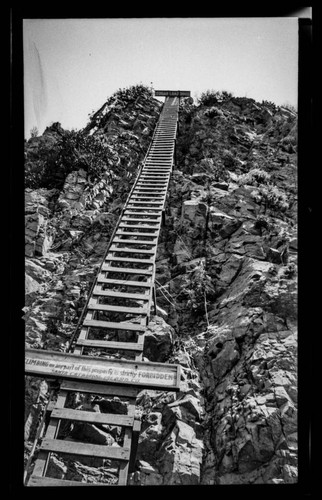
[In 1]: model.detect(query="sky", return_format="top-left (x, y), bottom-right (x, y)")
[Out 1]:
top-left (23, 17), bottom-right (301, 138)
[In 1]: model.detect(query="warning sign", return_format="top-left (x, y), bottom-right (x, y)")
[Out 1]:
top-left (25, 349), bottom-right (181, 391)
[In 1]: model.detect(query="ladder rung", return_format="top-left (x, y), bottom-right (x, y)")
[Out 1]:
top-left (96, 276), bottom-right (151, 287)
top-left (135, 184), bottom-right (167, 188)
top-left (138, 178), bottom-right (168, 182)
top-left (133, 188), bottom-right (166, 192)
top-left (125, 209), bottom-right (163, 214)
top-left (113, 238), bottom-right (157, 245)
top-left (113, 238), bottom-right (157, 247)
top-left (93, 286), bottom-right (149, 300)
top-left (124, 210), bottom-right (162, 216)
top-left (132, 190), bottom-right (166, 194)
top-left (136, 180), bottom-right (167, 183)
top-left (101, 265), bottom-right (153, 275)
top-left (83, 318), bottom-right (146, 330)
top-left (118, 223), bottom-right (160, 230)
top-left (105, 255), bottom-right (153, 263)
top-left (51, 408), bottom-right (135, 426)
top-left (129, 196), bottom-right (165, 200)
top-left (115, 231), bottom-right (158, 238)
top-left (61, 379), bottom-right (140, 396)
top-left (87, 301), bottom-right (148, 314)
top-left (132, 195), bottom-right (165, 199)
top-left (121, 217), bottom-right (161, 223)
top-left (108, 246), bottom-right (155, 255)
top-left (127, 202), bottom-right (163, 206)
top-left (140, 178), bottom-right (169, 182)
top-left (28, 476), bottom-right (109, 487)
top-left (40, 438), bottom-right (130, 460)
top-left (129, 196), bottom-right (165, 201)
top-left (76, 339), bottom-right (144, 352)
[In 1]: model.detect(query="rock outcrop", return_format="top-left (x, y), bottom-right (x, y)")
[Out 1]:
top-left (24, 87), bottom-right (297, 485)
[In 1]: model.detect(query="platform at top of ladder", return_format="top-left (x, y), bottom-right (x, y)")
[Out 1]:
top-left (155, 90), bottom-right (191, 97)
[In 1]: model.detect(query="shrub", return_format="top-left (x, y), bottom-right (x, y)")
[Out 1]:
top-left (222, 150), bottom-right (238, 169)
top-left (204, 106), bottom-right (224, 119)
top-left (261, 100), bottom-right (277, 112)
top-left (198, 90), bottom-right (233, 107)
top-left (186, 262), bottom-right (216, 314)
top-left (254, 215), bottom-right (271, 233)
top-left (30, 126), bottom-right (39, 138)
top-left (238, 168), bottom-right (271, 186)
top-left (106, 84), bottom-right (153, 107)
top-left (250, 184), bottom-right (289, 212)
top-left (25, 130), bottom-right (116, 190)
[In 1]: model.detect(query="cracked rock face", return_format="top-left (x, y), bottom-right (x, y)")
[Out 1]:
top-left (24, 89), bottom-right (297, 485)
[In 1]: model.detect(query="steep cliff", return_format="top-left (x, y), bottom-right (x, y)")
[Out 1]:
top-left (24, 86), bottom-right (297, 485)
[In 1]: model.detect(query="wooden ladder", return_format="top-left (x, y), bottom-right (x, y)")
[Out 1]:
top-left (26, 95), bottom-right (182, 486)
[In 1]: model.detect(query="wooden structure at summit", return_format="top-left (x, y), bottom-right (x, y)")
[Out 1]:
top-left (25, 91), bottom-right (190, 486)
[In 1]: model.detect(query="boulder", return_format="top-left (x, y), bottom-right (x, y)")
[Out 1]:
top-left (143, 316), bottom-right (174, 362)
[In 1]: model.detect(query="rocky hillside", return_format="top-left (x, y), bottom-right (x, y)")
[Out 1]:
top-left (24, 86), bottom-right (298, 485)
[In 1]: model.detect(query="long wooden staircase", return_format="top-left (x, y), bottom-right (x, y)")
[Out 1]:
top-left (25, 91), bottom-right (190, 486)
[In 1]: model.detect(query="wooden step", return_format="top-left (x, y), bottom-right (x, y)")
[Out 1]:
top-left (115, 231), bottom-right (158, 237)
top-left (121, 217), bottom-right (161, 223)
top-left (132, 190), bottom-right (166, 194)
top-left (137, 178), bottom-right (168, 182)
top-left (140, 171), bottom-right (170, 175)
top-left (146, 157), bottom-right (172, 161)
top-left (124, 210), bottom-right (162, 216)
top-left (126, 206), bottom-right (163, 211)
top-left (141, 166), bottom-right (171, 170)
top-left (96, 276), bottom-right (151, 287)
top-left (135, 183), bottom-right (167, 188)
top-left (127, 200), bottom-right (164, 205)
top-left (137, 179), bottom-right (167, 183)
top-left (140, 178), bottom-right (169, 182)
top-left (132, 188), bottom-right (166, 192)
top-left (144, 160), bottom-right (172, 163)
top-left (147, 149), bottom-right (173, 155)
top-left (29, 476), bottom-right (111, 487)
top-left (101, 265), bottom-right (153, 275)
top-left (108, 246), bottom-right (155, 255)
top-left (51, 408), bottom-right (135, 426)
top-left (129, 196), bottom-right (165, 202)
top-left (144, 164), bottom-right (172, 167)
top-left (106, 253), bottom-right (153, 262)
top-left (122, 214), bottom-right (161, 219)
top-left (147, 143), bottom-right (173, 145)
top-left (61, 379), bottom-right (140, 397)
top-left (140, 164), bottom-right (170, 167)
top-left (112, 238), bottom-right (157, 245)
top-left (83, 318), bottom-right (146, 330)
top-left (140, 172), bottom-right (170, 175)
top-left (129, 196), bottom-right (165, 200)
top-left (135, 181), bottom-right (168, 185)
top-left (87, 301), bottom-right (148, 314)
top-left (40, 438), bottom-right (130, 460)
top-left (118, 223), bottom-right (160, 230)
top-left (76, 338), bottom-right (144, 352)
top-left (93, 286), bottom-right (149, 300)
